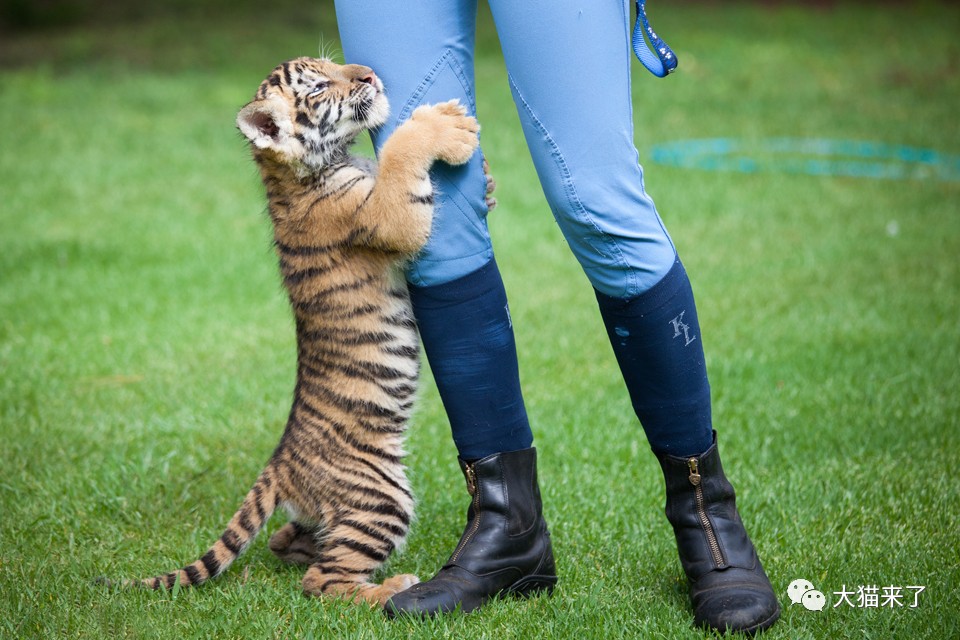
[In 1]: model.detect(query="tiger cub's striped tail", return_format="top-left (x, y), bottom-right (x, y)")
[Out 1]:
top-left (133, 467), bottom-right (280, 590)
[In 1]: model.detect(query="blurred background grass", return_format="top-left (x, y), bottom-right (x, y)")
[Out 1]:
top-left (1, 1), bottom-right (958, 638)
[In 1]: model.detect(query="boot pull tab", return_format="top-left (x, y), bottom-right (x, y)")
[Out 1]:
top-left (687, 458), bottom-right (701, 486)
top-left (464, 464), bottom-right (477, 496)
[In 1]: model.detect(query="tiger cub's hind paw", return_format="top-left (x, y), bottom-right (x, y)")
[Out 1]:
top-left (302, 569), bottom-right (420, 607)
top-left (268, 522), bottom-right (320, 565)
top-left (381, 573), bottom-right (419, 595)
top-left (363, 573), bottom-right (420, 607)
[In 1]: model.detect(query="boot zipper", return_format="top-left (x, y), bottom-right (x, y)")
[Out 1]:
top-left (450, 463), bottom-right (481, 563)
top-left (688, 458), bottom-right (725, 567)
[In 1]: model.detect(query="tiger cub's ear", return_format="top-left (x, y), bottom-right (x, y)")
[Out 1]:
top-left (237, 98), bottom-right (297, 155)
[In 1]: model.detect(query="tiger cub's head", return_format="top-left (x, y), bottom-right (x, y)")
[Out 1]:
top-left (237, 57), bottom-right (388, 174)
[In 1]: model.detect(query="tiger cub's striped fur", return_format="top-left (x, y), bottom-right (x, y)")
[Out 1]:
top-left (126, 58), bottom-right (480, 605)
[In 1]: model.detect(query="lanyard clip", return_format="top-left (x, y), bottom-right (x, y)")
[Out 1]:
top-left (632, 0), bottom-right (678, 78)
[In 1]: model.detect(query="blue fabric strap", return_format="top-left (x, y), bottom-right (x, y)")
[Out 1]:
top-left (632, 0), bottom-right (678, 78)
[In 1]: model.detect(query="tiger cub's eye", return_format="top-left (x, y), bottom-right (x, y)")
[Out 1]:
top-left (307, 82), bottom-right (329, 98)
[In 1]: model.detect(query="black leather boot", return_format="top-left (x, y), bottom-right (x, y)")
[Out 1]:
top-left (385, 447), bottom-right (557, 616)
top-left (657, 433), bottom-right (780, 634)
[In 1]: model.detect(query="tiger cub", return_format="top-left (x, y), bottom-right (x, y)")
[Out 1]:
top-left (124, 58), bottom-right (480, 605)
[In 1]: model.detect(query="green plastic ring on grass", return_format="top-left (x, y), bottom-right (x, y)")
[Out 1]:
top-left (649, 138), bottom-right (960, 181)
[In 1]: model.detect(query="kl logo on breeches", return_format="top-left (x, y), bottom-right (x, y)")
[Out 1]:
top-left (670, 311), bottom-right (697, 346)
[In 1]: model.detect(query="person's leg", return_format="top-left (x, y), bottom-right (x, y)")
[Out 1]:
top-left (334, 0), bottom-right (556, 618)
top-left (488, 0), bottom-right (777, 632)
top-left (334, 0), bottom-right (531, 460)
top-left (485, 0), bottom-right (712, 457)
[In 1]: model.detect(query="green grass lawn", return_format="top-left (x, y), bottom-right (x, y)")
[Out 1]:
top-left (1, 1), bottom-right (958, 638)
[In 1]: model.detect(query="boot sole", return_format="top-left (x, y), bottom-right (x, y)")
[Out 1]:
top-left (702, 605), bottom-right (781, 636)
top-left (741, 606), bottom-right (781, 636)
top-left (385, 574), bottom-right (558, 618)
top-left (506, 574), bottom-right (559, 598)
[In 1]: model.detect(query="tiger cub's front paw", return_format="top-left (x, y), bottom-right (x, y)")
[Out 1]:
top-left (483, 158), bottom-right (497, 211)
top-left (411, 100), bottom-right (480, 166)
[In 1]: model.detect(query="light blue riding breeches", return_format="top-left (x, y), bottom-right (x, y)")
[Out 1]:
top-left (333, 0), bottom-right (677, 299)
